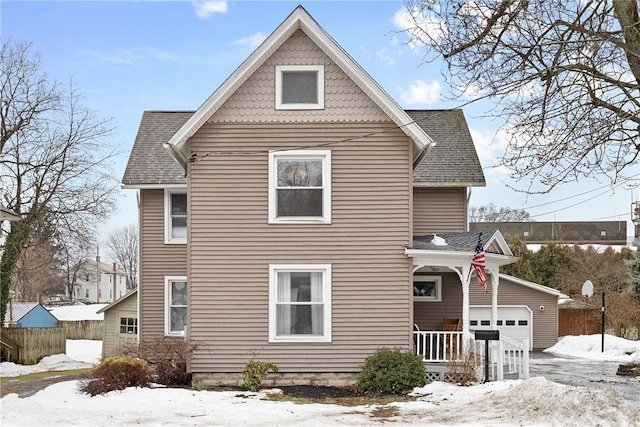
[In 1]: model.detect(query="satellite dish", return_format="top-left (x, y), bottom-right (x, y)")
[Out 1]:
top-left (582, 280), bottom-right (594, 297)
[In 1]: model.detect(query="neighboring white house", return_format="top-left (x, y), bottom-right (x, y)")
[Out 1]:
top-left (72, 260), bottom-right (128, 304)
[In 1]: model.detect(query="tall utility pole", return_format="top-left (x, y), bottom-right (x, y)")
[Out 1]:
top-left (632, 200), bottom-right (639, 240)
top-left (96, 245), bottom-right (100, 303)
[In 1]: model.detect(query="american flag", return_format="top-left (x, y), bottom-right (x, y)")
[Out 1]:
top-left (471, 233), bottom-right (488, 292)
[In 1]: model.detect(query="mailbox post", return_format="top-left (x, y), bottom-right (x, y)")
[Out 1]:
top-left (475, 330), bottom-right (500, 383)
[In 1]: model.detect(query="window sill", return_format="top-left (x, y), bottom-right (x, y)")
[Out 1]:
top-left (269, 336), bottom-right (331, 343)
top-left (164, 239), bottom-right (187, 245)
top-left (269, 218), bottom-right (331, 225)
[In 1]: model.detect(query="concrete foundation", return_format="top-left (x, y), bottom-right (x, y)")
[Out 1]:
top-left (192, 372), bottom-right (358, 389)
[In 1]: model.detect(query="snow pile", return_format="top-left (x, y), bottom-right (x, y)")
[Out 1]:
top-left (1, 377), bottom-right (638, 426)
top-left (402, 377), bottom-right (639, 426)
top-left (0, 340), bottom-right (100, 377)
top-left (48, 304), bottom-right (107, 321)
top-left (2, 336), bottom-right (639, 426)
top-left (545, 335), bottom-right (640, 362)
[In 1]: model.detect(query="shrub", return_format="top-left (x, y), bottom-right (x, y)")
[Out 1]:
top-left (122, 336), bottom-right (199, 386)
top-left (242, 360), bottom-right (279, 391)
top-left (79, 357), bottom-right (151, 396)
top-left (445, 348), bottom-right (479, 386)
top-left (357, 347), bottom-right (426, 394)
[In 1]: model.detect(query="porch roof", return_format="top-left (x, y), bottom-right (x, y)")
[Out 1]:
top-left (405, 230), bottom-right (516, 268)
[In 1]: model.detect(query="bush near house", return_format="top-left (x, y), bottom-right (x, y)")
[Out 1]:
top-left (242, 360), bottom-right (279, 391)
top-left (122, 336), bottom-right (199, 386)
top-left (357, 348), bottom-right (426, 395)
top-left (79, 357), bottom-right (151, 396)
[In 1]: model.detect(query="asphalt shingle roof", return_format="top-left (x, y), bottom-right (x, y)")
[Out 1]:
top-left (412, 229), bottom-right (499, 252)
top-left (122, 109), bottom-right (486, 187)
top-left (408, 109), bottom-right (486, 187)
top-left (121, 111), bottom-right (192, 186)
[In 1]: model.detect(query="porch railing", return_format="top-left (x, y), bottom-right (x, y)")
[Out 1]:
top-left (414, 331), bottom-right (530, 381)
top-left (413, 330), bottom-right (464, 363)
top-left (473, 336), bottom-right (529, 381)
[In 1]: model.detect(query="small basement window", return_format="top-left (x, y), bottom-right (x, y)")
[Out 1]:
top-left (276, 65), bottom-right (324, 110)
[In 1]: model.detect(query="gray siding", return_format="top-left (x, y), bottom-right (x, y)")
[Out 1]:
top-left (413, 187), bottom-right (467, 234)
top-left (469, 277), bottom-right (558, 350)
top-left (139, 189), bottom-right (187, 339)
top-left (188, 122), bottom-right (413, 373)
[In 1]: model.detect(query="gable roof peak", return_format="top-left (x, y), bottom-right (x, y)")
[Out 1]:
top-left (164, 5), bottom-right (433, 168)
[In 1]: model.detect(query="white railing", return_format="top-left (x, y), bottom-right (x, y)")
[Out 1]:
top-left (413, 331), bottom-right (464, 363)
top-left (473, 336), bottom-right (529, 381)
top-left (500, 336), bottom-right (529, 379)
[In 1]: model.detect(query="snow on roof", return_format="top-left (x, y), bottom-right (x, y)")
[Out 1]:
top-left (48, 304), bottom-right (108, 321)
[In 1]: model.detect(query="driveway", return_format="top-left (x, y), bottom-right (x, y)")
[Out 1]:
top-left (529, 351), bottom-right (640, 409)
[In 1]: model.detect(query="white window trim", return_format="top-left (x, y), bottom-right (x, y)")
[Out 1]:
top-left (268, 150), bottom-right (331, 224)
top-left (164, 275), bottom-right (187, 337)
top-left (413, 275), bottom-right (442, 302)
top-left (268, 264), bottom-right (332, 343)
top-left (275, 65), bottom-right (324, 110)
top-left (164, 189), bottom-right (187, 244)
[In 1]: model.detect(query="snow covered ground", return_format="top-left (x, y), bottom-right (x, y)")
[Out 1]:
top-left (1, 335), bottom-right (639, 426)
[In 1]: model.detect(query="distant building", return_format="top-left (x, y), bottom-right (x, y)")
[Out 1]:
top-left (72, 260), bottom-right (128, 304)
top-left (3, 302), bottom-right (58, 328)
top-left (470, 221), bottom-right (627, 246)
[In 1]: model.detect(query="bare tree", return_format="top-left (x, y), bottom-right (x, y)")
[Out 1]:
top-left (0, 40), bottom-right (119, 321)
top-left (58, 235), bottom-right (97, 298)
top-left (469, 203), bottom-right (532, 222)
top-left (401, 0), bottom-right (640, 192)
top-left (105, 224), bottom-right (138, 290)
top-left (13, 236), bottom-right (65, 303)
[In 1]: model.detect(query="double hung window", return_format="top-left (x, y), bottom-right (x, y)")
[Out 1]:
top-left (268, 150), bottom-right (331, 223)
top-left (164, 190), bottom-right (187, 244)
top-left (165, 276), bottom-right (187, 336)
top-left (269, 264), bottom-right (331, 342)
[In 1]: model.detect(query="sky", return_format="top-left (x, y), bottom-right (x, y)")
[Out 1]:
top-left (2, 0), bottom-right (639, 246)
top-left (1, 335), bottom-right (639, 426)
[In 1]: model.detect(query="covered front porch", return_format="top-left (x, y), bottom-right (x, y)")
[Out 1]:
top-left (406, 230), bottom-right (529, 381)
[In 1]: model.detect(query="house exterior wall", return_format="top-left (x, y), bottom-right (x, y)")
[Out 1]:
top-left (469, 276), bottom-right (558, 350)
top-left (413, 187), bottom-right (467, 234)
top-left (211, 30), bottom-right (390, 124)
top-left (139, 189), bottom-right (187, 339)
top-left (413, 272), bottom-right (463, 331)
top-left (187, 120), bottom-right (413, 374)
top-left (102, 293), bottom-right (138, 358)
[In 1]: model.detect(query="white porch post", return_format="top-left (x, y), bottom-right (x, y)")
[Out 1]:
top-left (448, 265), bottom-right (472, 351)
top-left (460, 265), bottom-right (471, 349)
top-left (490, 270), bottom-right (499, 329)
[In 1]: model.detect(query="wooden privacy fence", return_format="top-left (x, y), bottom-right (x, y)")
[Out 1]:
top-left (1, 327), bottom-right (66, 365)
top-left (59, 320), bottom-right (104, 340)
top-left (558, 308), bottom-right (599, 336)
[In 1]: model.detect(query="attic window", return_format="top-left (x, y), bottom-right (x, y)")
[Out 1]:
top-left (276, 65), bottom-right (324, 110)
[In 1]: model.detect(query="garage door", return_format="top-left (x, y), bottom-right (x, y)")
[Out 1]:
top-left (470, 306), bottom-right (532, 350)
